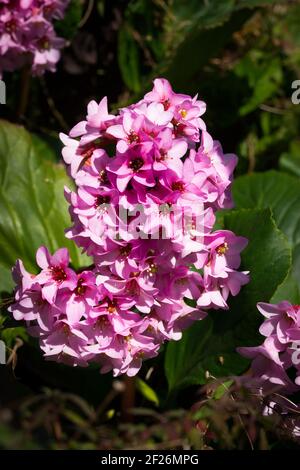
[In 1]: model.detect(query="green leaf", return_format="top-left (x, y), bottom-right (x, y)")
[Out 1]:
top-left (1, 326), bottom-right (28, 348)
top-left (163, 9), bottom-right (251, 92)
top-left (201, 208), bottom-right (291, 379)
top-left (233, 171), bottom-right (300, 303)
top-left (63, 409), bottom-right (88, 428)
top-left (158, 0), bottom-right (284, 93)
top-left (212, 379), bottom-right (233, 400)
top-left (218, 208), bottom-right (291, 340)
top-left (199, 353), bottom-right (249, 383)
top-left (282, 5), bottom-right (300, 47)
top-left (165, 316), bottom-right (213, 393)
top-left (136, 378), bottom-right (159, 406)
top-left (279, 141), bottom-right (300, 178)
top-left (165, 0), bottom-right (236, 34)
top-left (165, 208), bottom-right (291, 393)
top-left (118, 25), bottom-right (141, 93)
top-left (97, 0), bottom-right (105, 17)
top-left (0, 120), bottom-right (89, 293)
top-left (55, 0), bottom-right (83, 39)
top-left (235, 54), bottom-right (283, 115)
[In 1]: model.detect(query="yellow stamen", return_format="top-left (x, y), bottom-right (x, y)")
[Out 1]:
top-left (216, 242), bottom-right (228, 255)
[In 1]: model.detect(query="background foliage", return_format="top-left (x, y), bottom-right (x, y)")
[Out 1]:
top-left (1, 0), bottom-right (300, 449)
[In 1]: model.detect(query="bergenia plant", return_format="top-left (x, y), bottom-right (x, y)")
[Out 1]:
top-left (238, 302), bottom-right (300, 394)
top-left (8, 78), bottom-right (249, 377)
top-left (0, 0), bottom-right (69, 76)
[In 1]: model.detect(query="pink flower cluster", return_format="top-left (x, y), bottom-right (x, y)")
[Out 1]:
top-left (0, 0), bottom-right (69, 76)
top-left (238, 302), bottom-right (300, 394)
top-left (9, 78), bottom-right (249, 376)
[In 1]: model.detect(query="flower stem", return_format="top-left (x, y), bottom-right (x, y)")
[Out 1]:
top-left (17, 66), bottom-right (31, 121)
top-left (121, 376), bottom-right (136, 422)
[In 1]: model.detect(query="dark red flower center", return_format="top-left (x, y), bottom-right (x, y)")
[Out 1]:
top-left (120, 243), bottom-right (132, 257)
top-left (156, 151), bottom-right (167, 162)
top-left (96, 316), bottom-right (109, 328)
top-left (38, 36), bottom-right (50, 51)
top-left (171, 181), bottom-right (185, 192)
top-left (44, 5), bottom-right (54, 15)
top-left (172, 118), bottom-right (185, 136)
top-left (75, 278), bottom-right (87, 296)
top-left (62, 324), bottom-right (70, 336)
top-left (50, 266), bottom-right (67, 283)
top-left (80, 145), bottom-right (95, 161)
top-left (99, 169), bottom-right (109, 184)
top-left (128, 131), bottom-right (140, 144)
top-left (94, 195), bottom-right (111, 207)
top-left (163, 99), bottom-right (170, 110)
top-left (126, 279), bottom-right (140, 295)
top-left (107, 299), bottom-right (117, 313)
top-left (5, 19), bottom-right (17, 34)
top-left (148, 129), bottom-right (159, 139)
top-left (128, 157), bottom-right (144, 172)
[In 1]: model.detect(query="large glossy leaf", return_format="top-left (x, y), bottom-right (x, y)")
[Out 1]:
top-left (279, 141), bottom-right (300, 178)
top-left (233, 171), bottom-right (300, 303)
top-left (163, 10), bottom-right (251, 92)
top-left (219, 208), bottom-right (291, 341)
top-left (165, 316), bottom-right (213, 393)
top-left (0, 120), bottom-right (88, 292)
top-left (165, 208), bottom-right (291, 393)
top-left (118, 25), bottom-right (141, 93)
top-left (165, 0), bottom-right (235, 34)
top-left (160, 0), bottom-right (283, 92)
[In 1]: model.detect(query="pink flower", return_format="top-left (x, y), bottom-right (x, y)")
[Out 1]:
top-left (88, 296), bottom-right (142, 336)
top-left (98, 269), bottom-right (159, 314)
top-left (193, 131), bottom-right (238, 209)
top-left (107, 143), bottom-right (155, 192)
top-left (31, 34), bottom-right (65, 75)
top-left (0, 1), bottom-right (69, 76)
top-left (9, 78), bottom-right (249, 377)
top-left (194, 231), bottom-right (249, 310)
top-left (62, 271), bottom-right (99, 324)
top-left (39, 319), bottom-right (91, 367)
top-left (144, 78), bottom-right (206, 117)
top-left (201, 230), bottom-right (248, 277)
top-left (160, 157), bottom-right (213, 207)
top-left (12, 259), bottom-right (35, 300)
top-left (152, 128), bottom-right (187, 176)
top-left (142, 102), bottom-right (173, 126)
top-left (65, 186), bottom-right (119, 246)
top-left (106, 112), bottom-right (144, 153)
top-left (9, 284), bottom-right (56, 324)
top-left (238, 302), bottom-right (300, 393)
top-left (20, 0), bottom-right (34, 8)
top-left (35, 246), bottom-right (77, 303)
top-left (143, 78), bottom-right (176, 108)
top-left (69, 97), bottom-right (115, 146)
